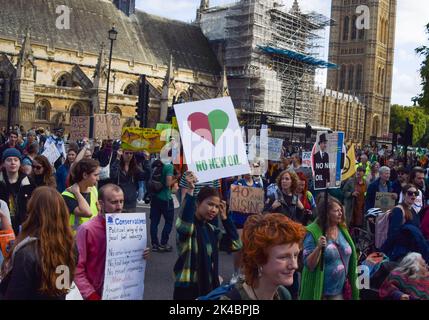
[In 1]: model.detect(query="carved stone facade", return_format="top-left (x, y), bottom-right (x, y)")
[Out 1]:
top-left (327, 0), bottom-right (397, 143)
top-left (0, 0), bottom-right (222, 133)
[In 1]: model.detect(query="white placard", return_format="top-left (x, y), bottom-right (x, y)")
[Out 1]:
top-left (248, 136), bottom-right (283, 161)
top-left (302, 152), bottom-right (312, 168)
top-left (102, 212), bottom-right (147, 300)
top-left (42, 142), bottom-right (61, 166)
top-left (174, 97), bottom-right (250, 183)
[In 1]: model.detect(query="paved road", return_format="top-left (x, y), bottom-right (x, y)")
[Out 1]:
top-left (139, 204), bottom-right (235, 300)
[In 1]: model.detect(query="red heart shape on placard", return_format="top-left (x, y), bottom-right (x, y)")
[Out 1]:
top-left (187, 112), bottom-right (214, 145)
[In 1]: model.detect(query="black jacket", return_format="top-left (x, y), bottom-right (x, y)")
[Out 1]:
top-left (0, 170), bottom-right (36, 234)
top-left (0, 238), bottom-right (65, 300)
top-left (264, 189), bottom-right (306, 224)
top-left (110, 159), bottom-right (147, 210)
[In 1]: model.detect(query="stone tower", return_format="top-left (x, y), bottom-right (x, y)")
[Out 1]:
top-left (327, 0), bottom-right (397, 142)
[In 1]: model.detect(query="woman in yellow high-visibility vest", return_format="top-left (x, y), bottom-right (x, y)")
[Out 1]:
top-left (62, 158), bottom-right (100, 232)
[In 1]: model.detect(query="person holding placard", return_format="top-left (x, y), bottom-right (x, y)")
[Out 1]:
top-left (365, 166), bottom-right (397, 213)
top-left (173, 172), bottom-right (242, 300)
top-left (0, 187), bottom-right (75, 300)
top-left (43, 128), bottom-right (66, 170)
top-left (62, 159), bottom-right (100, 232)
top-left (0, 148), bottom-right (36, 234)
top-left (75, 184), bottom-right (150, 300)
top-left (229, 167), bottom-right (264, 284)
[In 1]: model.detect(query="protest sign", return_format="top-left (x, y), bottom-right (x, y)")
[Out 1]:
top-left (0, 229), bottom-right (15, 260)
top-left (69, 116), bottom-right (90, 141)
top-left (229, 185), bottom-right (265, 214)
top-left (302, 152), bottom-right (312, 168)
top-left (107, 113), bottom-right (122, 140)
top-left (103, 212), bottom-right (147, 300)
top-left (311, 131), bottom-right (345, 190)
top-left (94, 114), bottom-right (122, 140)
top-left (42, 142), bottom-right (61, 166)
top-left (174, 97), bottom-right (250, 183)
top-left (342, 144), bottom-right (357, 181)
top-left (247, 136), bottom-right (283, 161)
top-left (121, 127), bottom-right (166, 153)
top-left (375, 192), bottom-right (396, 213)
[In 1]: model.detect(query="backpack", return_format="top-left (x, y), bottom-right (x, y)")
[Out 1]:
top-left (375, 206), bottom-right (406, 249)
top-left (147, 160), bottom-right (164, 194)
top-left (197, 283), bottom-right (241, 300)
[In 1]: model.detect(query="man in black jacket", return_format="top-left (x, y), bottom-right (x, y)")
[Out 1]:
top-left (313, 133), bottom-right (330, 189)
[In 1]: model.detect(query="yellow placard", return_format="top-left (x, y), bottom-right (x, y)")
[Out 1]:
top-left (121, 127), bottom-right (166, 153)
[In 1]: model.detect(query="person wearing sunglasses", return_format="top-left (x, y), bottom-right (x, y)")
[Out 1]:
top-left (381, 184), bottom-right (429, 263)
top-left (30, 155), bottom-right (56, 188)
top-left (110, 149), bottom-right (146, 213)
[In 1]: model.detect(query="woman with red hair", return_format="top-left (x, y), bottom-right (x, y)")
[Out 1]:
top-left (220, 214), bottom-right (306, 300)
top-left (296, 172), bottom-right (316, 226)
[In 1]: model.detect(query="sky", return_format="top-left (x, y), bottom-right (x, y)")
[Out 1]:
top-left (136, 0), bottom-right (429, 107)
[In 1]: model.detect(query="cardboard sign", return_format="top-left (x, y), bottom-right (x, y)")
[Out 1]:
top-left (94, 114), bottom-right (122, 140)
top-left (69, 116), bottom-right (90, 141)
top-left (248, 136), bottom-right (283, 161)
top-left (375, 192), bottom-right (396, 213)
top-left (302, 152), bottom-right (312, 168)
top-left (42, 142), bottom-right (61, 166)
top-left (121, 127), bottom-right (166, 153)
top-left (174, 97), bottom-right (250, 183)
top-left (311, 131), bottom-right (345, 190)
top-left (103, 213), bottom-right (147, 300)
top-left (229, 185), bottom-right (265, 214)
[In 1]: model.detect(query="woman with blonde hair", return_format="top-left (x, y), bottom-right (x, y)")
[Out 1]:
top-left (0, 186), bottom-right (75, 299)
top-left (263, 170), bottom-right (306, 224)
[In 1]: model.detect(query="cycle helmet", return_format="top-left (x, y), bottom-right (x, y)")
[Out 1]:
top-left (366, 208), bottom-right (383, 218)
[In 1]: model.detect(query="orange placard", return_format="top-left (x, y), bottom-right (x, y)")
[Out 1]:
top-left (0, 229), bottom-right (15, 259)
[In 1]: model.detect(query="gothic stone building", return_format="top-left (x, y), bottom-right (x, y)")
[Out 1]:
top-left (325, 0), bottom-right (396, 143)
top-left (0, 0), bottom-right (225, 132)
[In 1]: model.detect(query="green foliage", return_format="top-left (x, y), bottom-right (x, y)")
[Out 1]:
top-left (390, 104), bottom-right (428, 146)
top-left (415, 23), bottom-right (429, 110)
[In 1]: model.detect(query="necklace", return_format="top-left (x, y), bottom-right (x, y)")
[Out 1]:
top-left (251, 286), bottom-right (259, 300)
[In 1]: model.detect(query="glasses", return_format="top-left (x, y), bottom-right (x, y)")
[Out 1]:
top-left (124, 152), bottom-right (134, 156)
top-left (32, 165), bottom-right (43, 170)
top-left (406, 191), bottom-right (419, 197)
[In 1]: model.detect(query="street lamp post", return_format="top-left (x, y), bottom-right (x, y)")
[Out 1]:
top-left (290, 79), bottom-right (299, 144)
top-left (104, 25), bottom-right (118, 114)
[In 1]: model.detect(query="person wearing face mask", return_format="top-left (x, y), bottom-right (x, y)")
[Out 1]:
top-left (74, 184), bottom-right (150, 300)
top-left (0, 148), bottom-right (36, 234)
top-left (173, 172), bottom-right (242, 300)
top-left (219, 214), bottom-right (306, 300)
top-left (300, 196), bottom-right (359, 300)
top-left (381, 184), bottom-right (429, 263)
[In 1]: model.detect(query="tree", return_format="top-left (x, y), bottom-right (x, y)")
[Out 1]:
top-left (390, 104), bottom-right (428, 145)
top-left (415, 23), bottom-right (429, 110)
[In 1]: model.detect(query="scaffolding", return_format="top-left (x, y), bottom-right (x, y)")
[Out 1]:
top-left (222, 0), bottom-right (335, 130)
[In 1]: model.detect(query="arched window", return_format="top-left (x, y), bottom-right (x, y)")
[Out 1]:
top-left (355, 64), bottom-right (363, 91)
top-left (36, 100), bottom-right (50, 121)
top-left (343, 16), bottom-right (350, 41)
top-left (377, 67), bottom-right (382, 93)
top-left (381, 68), bottom-right (385, 94)
top-left (124, 83), bottom-right (137, 96)
top-left (351, 16), bottom-right (357, 40)
top-left (339, 65), bottom-right (346, 91)
top-left (372, 117), bottom-right (380, 137)
top-left (70, 103), bottom-right (83, 117)
top-left (56, 73), bottom-right (72, 87)
top-left (0, 73), bottom-right (5, 105)
top-left (384, 20), bottom-right (389, 44)
top-left (348, 65), bottom-right (354, 91)
top-left (111, 106), bottom-right (122, 117)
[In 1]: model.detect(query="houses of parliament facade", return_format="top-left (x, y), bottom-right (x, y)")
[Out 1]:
top-left (0, 0), bottom-right (396, 145)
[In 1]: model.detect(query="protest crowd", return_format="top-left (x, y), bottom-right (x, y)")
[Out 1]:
top-left (0, 112), bottom-right (428, 302)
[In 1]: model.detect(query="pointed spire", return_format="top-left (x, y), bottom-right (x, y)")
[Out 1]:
top-left (290, 0), bottom-right (301, 15)
top-left (19, 28), bottom-right (34, 64)
top-left (200, 0), bottom-right (209, 11)
top-left (94, 42), bottom-right (107, 79)
top-left (165, 54), bottom-right (175, 87)
top-left (219, 65), bottom-right (229, 97)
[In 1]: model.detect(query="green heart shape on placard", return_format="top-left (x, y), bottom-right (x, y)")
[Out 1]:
top-left (208, 110), bottom-right (229, 145)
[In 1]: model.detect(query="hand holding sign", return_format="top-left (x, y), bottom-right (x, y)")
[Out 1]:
top-left (219, 200), bottom-right (227, 221)
top-left (185, 171), bottom-right (198, 190)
